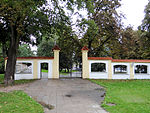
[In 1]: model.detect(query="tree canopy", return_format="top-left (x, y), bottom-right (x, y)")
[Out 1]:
top-left (2, 0), bottom-right (150, 85)
top-left (17, 44), bottom-right (34, 57)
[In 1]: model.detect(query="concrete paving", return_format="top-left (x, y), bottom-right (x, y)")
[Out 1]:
top-left (41, 72), bottom-right (48, 79)
top-left (24, 78), bottom-right (108, 113)
top-left (59, 72), bottom-right (82, 78)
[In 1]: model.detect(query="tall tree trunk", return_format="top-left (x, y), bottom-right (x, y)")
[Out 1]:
top-left (1, 42), bottom-right (7, 74)
top-left (4, 25), bottom-right (19, 85)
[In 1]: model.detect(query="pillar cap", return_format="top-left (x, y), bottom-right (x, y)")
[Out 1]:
top-left (81, 46), bottom-right (89, 51)
top-left (52, 45), bottom-right (61, 51)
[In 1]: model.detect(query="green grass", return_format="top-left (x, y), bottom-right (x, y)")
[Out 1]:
top-left (41, 69), bottom-right (48, 73)
top-left (59, 70), bottom-right (78, 75)
top-left (0, 91), bottom-right (43, 113)
top-left (41, 69), bottom-right (78, 75)
top-left (0, 74), bottom-right (36, 86)
top-left (90, 79), bottom-right (150, 113)
top-left (0, 74), bottom-right (4, 84)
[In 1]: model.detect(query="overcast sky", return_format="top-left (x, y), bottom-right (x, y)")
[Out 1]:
top-left (118, 0), bottom-right (149, 29)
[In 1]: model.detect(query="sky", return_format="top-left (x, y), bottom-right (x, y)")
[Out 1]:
top-left (118, 0), bottom-right (149, 29)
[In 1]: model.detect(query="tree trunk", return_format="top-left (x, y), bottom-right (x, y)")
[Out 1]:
top-left (4, 25), bottom-right (19, 85)
top-left (1, 41), bottom-right (7, 74)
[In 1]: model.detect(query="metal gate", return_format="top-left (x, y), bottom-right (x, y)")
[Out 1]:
top-left (59, 55), bottom-right (82, 78)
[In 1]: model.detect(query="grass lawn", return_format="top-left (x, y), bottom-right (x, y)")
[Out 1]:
top-left (0, 74), bottom-right (4, 84)
top-left (41, 69), bottom-right (78, 75)
top-left (59, 70), bottom-right (78, 75)
top-left (90, 79), bottom-right (150, 113)
top-left (0, 91), bottom-right (43, 113)
top-left (41, 69), bottom-right (48, 73)
top-left (0, 74), bottom-right (36, 86)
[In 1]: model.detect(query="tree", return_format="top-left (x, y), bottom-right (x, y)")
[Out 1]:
top-left (58, 25), bottom-right (76, 72)
top-left (109, 27), bottom-right (142, 59)
top-left (17, 44), bottom-right (34, 57)
top-left (141, 1), bottom-right (150, 59)
top-left (80, 0), bottom-right (122, 57)
top-left (0, 0), bottom-right (49, 85)
top-left (37, 38), bottom-right (54, 57)
top-left (0, 0), bottom-right (94, 85)
top-left (0, 44), bottom-right (4, 74)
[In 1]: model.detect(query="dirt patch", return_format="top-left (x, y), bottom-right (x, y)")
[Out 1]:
top-left (65, 94), bottom-right (72, 97)
top-left (95, 88), bottom-right (105, 91)
top-left (38, 101), bottom-right (54, 110)
top-left (0, 84), bottom-right (29, 92)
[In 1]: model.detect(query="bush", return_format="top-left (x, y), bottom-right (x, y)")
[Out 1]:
top-left (0, 57), bottom-right (4, 74)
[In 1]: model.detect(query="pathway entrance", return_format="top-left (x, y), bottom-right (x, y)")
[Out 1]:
top-left (24, 79), bottom-right (107, 113)
top-left (59, 54), bottom-right (82, 78)
top-left (59, 68), bottom-right (82, 78)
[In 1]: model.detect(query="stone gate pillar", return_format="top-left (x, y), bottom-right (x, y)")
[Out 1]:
top-left (82, 46), bottom-right (89, 79)
top-left (52, 45), bottom-right (60, 79)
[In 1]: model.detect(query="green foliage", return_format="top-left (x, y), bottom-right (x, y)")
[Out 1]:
top-left (17, 44), bottom-right (34, 57)
top-left (58, 25), bottom-right (79, 71)
top-left (0, 74), bottom-right (4, 84)
top-left (142, 1), bottom-right (150, 32)
top-left (37, 39), bottom-right (54, 57)
top-left (90, 79), bottom-right (150, 113)
top-left (0, 57), bottom-right (4, 74)
top-left (0, 91), bottom-right (43, 113)
top-left (0, 0), bottom-right (46, 38)
top-left (109, 27), bottom-right (143, 59)
top-left (41, 69), bottom-right (48, 73)
top-left (80, 0), bottom-right (122, 57)
top-left (139, 1), bottom-right (150, 59)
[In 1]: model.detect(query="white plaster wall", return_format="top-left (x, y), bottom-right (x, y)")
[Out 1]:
top-left (38, 60), bottom-right (53, 79)
top-left (134, 63), bottom-right (150, 79)
top-left (15, 74), bottom-right (34, 80)
top-left (15, 60), bottom-right (34, 80)
top-left (112, 63), bottom-right (130, 79)
top-left (89, 60), bottom-right (108, 79)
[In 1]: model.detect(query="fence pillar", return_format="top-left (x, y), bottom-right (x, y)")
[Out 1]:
top-left (82, 46), bottom-right (89, 79)
top-left (52, 45), bottom-right (60, 79)
top-left (108, 60), bottom-right (112, 79)
top-left (130, 62), bottom-right (134, 79)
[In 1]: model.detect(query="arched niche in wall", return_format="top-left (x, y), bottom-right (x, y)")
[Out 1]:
top-left (135, 65), bottom-right (148, 74)
top-left (113, 65), bottom-right (127, 74)
top-left (91, 63), bottom-right (106, 72)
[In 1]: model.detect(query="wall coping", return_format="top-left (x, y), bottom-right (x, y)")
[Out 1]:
top-left (81, 46), bottom-right (89, 50)
top-left (5, 57), bottom-right (54, 60)
top-left (52, 45), bottom-right (61, 50)
top-left (88, 57), bottom-right (150, 63)
top-left (88, 57), bottom-right (112, 60)
top-left (112, 59), bottom-right (150, 63)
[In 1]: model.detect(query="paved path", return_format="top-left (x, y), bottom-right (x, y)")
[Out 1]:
top-left (41, 72), bottom-right (48, 79)
top-left (59, 72), bottom-right (82, 78)
top-left (24, 78), bottom-right (107, 113)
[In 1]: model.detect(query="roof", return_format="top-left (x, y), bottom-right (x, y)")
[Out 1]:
top-left (88, 57), bottom-right (150, 63)
top-left (81, 46), bottom-right (89, 50)
top-left (52, 45), bottom-right (61, 50)
top-left (88, 57), bottom-right (112, 60)
top-left (5, 57), bottom-right (54, 60)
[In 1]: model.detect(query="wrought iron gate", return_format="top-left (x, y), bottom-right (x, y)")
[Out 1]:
top-left (59, 55), bottom-right (82, 78)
